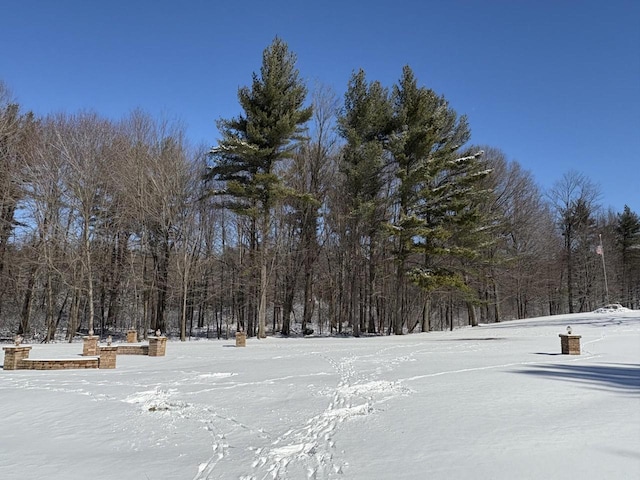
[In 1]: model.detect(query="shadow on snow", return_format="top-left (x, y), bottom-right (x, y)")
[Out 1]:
top-left (518, 363), bottom-right (640, 394)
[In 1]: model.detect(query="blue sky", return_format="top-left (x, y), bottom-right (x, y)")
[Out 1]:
top-left (2, 0), bottom-right (638, 214)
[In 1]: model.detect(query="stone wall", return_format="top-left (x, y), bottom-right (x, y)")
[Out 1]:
top-left (117, 344), bottom-right (149, 355)
top-left (3, 344), bottom-right (116, 370)
top-left (20, 358), bottom-right (99, 370)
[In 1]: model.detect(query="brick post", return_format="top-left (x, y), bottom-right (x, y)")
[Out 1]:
top-left (98, 346), bottom-right (118, 369)
top-left (559, 334), bottom-right (581, 355)
top-left (126, 330), bottom-right (138, 343)
top-left (235, 332), bottom-right (246, 347)
top-left (82, 336), bottom-right (100, 356)
top-left (2, 345), bottom-right (32, 370)
top-left (148, 336), bottom-right (167, 356)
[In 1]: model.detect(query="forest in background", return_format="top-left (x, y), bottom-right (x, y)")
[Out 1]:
top-left (1, 39), bottom-right (639, 342)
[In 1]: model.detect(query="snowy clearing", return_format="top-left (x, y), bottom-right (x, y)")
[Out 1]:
top-left (1, 311), bottom-right (639, 479)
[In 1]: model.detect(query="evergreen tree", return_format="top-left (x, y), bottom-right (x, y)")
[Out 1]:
top-left (387, 66), bottom-right (489, 333)
top-left (336, 69), bottom-right (393, 335)
top-left (206, 38), bottom-right (312, 338)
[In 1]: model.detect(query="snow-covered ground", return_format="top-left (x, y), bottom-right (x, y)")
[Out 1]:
top-left (1, 311), bottom-right (639, 480)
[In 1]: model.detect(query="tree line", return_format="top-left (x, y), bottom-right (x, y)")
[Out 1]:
top-left (1, 39), bottom-right (638, 341)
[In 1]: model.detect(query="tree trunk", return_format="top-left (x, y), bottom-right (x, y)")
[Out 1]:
top-left (566, 231), bottom-right (574, 313)
top-left (45, 270), bottom-right (56, 342)
top-left (467, 302), bottom-right (478, 327)
top-left (180, 274), bottom-right (188, 341)
top-left (258, 261), bottom-right (267, 338)
top-left (154, 238), bottom-right (170, 334)
top-left (492, 276), bottom-right (501, 322)
top-left (394, 261), bottom-right (405, 335)
top-left (421, 298), bottom-right (431, 332)
top-left (18, 263), bottom-right (38, 336)
top-left (67, 288), bottom-right (80, 342)
top-left (302, 267), bottom-right (314, 333)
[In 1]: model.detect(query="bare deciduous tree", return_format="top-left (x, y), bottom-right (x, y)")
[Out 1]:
top-left (549, 170), bottom-right (601, 313)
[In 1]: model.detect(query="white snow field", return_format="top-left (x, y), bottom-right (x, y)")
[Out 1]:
top-left (1, 311), bottom-right (639, 480)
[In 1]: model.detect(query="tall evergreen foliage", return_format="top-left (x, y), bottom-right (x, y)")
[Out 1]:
top-left (334, 70), bottom-right (392, 335)
top-left (336, 66), bottom-right (491, 334)
top-left (205, 38), bottom-right (312, 337)
top-left (387, 67), bottom-right (489, 332)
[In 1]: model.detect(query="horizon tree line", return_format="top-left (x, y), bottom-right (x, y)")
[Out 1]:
top-left (0, 39), bottom-right (638, 341)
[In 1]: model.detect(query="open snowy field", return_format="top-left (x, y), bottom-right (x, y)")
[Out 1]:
top-left (1, 311), bottom-right (639, 480)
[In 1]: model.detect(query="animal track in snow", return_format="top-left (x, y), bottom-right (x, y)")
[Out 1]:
top-left (245, 353), bottom-right (408, 479)
top-left (192, 433), bottom-right (229, 480)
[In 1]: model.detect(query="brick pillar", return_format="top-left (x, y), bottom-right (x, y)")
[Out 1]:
top-left (235, 332), bottom-right (246, 347)
top-left (98, 346), bottom-right (118, 369)
top-left (83, 336), bottom-right (99, 356)
top-left (148, 336), bottom-right (167, 356)
top-left (126, 330), bottom-right (138, 343)
top-left (559, 334), bottom-right (581, 355)
top-left (3, 346), bottom-right (32, 370)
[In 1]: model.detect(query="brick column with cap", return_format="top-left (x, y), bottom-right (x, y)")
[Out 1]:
top-left (82, 336), bottom-right (99, 356)
top-left (148, 336), bottom-right (167, 356)
top-left (559, 334), bottom-right (581, 355)
top-left (98, 346), bottom-right (118, 369)
top-left (3, 345), bottom-right (32, 370)
top-left (126, 330), bottom-right (138, 343)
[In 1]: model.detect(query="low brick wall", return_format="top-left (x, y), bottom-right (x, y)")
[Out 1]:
top-left (20, 358), bottom-right (99, 370)
top-left (4, 343), bottom-right (116, 371)
top-left (117, 344), bottom-right (149, 355)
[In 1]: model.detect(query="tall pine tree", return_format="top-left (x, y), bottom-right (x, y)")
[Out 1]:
top-left (206, 38), bottom-right (312, 337)
top-left (336, 69), bottom-right (393, 335)
top-left (387, 66), bottom-right (489, 333)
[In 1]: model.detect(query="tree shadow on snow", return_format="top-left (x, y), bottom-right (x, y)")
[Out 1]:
top-left (491, 316), bottom-right (639, 331)
top-left (518, 363), bottom-right (640, 395)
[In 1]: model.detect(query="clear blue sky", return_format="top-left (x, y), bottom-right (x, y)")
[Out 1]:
top-left (2, 0), bottom-right (638, 214)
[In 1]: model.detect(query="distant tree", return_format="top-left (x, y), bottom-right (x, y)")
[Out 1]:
top-left (616, 205), bottom-right (640, 307)
top-left (174, 158), bottom-right (204, 341)
top-left (0, 82), bottom-right (37, 318)
top-left (55, 112), bottom-right (118, 338)
top-left (548, 171), bottom-right (600, 313)
top-left (118, 111), bottom-right (192, 336)
top-left (206, 38), bottom-right (312, 338)
top-left (475, 147), bottom-right (553, 321)
top-left (21, 115), bottom-right (69, 341)
top-left (279, 84), bottom-right (338, 335)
